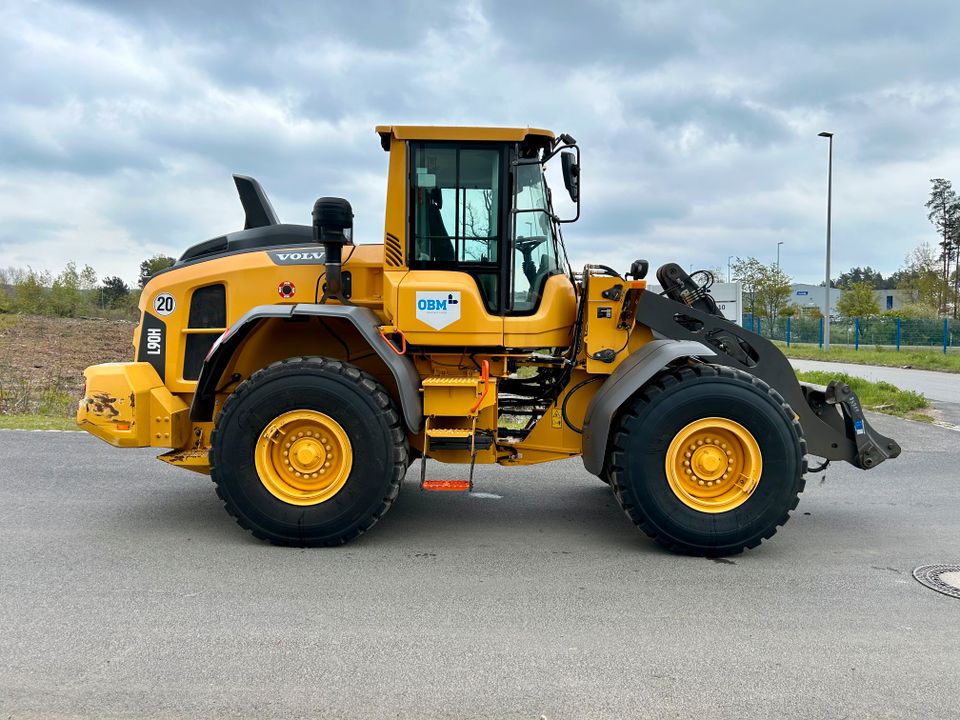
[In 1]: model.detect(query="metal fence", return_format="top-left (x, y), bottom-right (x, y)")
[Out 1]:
top-left (741, 315), bottom-right (959, 353)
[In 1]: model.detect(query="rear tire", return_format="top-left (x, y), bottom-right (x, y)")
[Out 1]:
top-left (608, 364), bottom-right (806, 556)
top-left (210, 356), bottom-right (408, 546)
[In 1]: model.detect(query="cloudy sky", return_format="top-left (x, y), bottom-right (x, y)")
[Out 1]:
top-left (2, 0), bottom-right (959, 286)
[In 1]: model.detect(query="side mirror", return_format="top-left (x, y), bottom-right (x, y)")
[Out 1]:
top-left (561, 150), bottom-right (579, 203)
top-left (628, 259), bottom-right (649, 280)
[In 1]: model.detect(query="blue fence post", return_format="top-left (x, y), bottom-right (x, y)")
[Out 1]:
top-left (757, 317), bottom-right (762, 336)
top-left (895, 318), bottom-right (901, 351)
top-left (819, 316), bottom-right (824, 349)
top-left (787, 316), bottom-right (792, 347)
top-left (945, 318), bottom-right (950, 354)
top-left (854, 318), bottom-right (860, 351)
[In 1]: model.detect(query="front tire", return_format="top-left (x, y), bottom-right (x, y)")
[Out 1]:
top-left (210, 356), bottom-right (408, 546)
top-left (608, 364), bottom-right (806, 556)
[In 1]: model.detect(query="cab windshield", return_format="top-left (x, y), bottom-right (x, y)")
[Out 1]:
top-left (512, 162), bottom-right (561, 312)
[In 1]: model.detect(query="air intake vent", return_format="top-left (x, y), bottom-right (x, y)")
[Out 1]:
top-left (384, 233), bottom-right (403, 267)
top-left (184, 283), bottom-right (226, 381)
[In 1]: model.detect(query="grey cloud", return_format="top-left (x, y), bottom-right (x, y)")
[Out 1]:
top-left (1, 0), bottom-right (960, 285)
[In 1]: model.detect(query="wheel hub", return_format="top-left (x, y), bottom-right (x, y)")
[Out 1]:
top-left (255, 410), bottom-right (353, 506)
top-left (665, 418), bottom-right (762, 513)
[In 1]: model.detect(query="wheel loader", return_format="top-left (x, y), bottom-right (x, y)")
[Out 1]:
top-left (77, 125), bottom-right (901, 555)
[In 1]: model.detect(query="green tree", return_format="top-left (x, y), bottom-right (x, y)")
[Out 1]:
top-left (11, 267), bottom-right (52, 314)
top-left (925, 178), bottom-right (960, 315)
top-left (730, 257), bottom-right (765, 319)
top-left (101, 276), bottom-right (130, 308)
top-left (755, 264), bottom-right (792, 324)
top-left (0, 267), bottom-right (10, 312)
top-left (895, 242), bottom-right (943, 313)
top-left (731, 257), bottom-right (791, 324)
top-left (47, 262), bottom-right (98, 316)
top-left (836, 281), bottom-right (880, 318)
top-left (835, 266), bottom-right (887, 290)
top-left (139, 255), bottom-right (175, 287)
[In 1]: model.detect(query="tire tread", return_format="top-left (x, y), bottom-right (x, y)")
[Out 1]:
top-left (607, 363), bottom-right (806, 556)
top-left (209, 356), bottom-right (408, 547)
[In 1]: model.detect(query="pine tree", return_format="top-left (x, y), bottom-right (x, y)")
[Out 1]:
top-left (925, 178), bottom-right (960, 315)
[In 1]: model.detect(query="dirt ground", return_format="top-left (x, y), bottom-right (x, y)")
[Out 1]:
top-left (0, 314), bottom-right (135, 416)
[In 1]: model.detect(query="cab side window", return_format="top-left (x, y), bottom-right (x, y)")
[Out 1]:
top-left (511, 162), bottom-right (561, 313)
top-left (410, 143), bottom-right (501, 312)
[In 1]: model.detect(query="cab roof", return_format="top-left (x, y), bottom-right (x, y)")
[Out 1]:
top-left (375, 125), bottom-right (555, 151)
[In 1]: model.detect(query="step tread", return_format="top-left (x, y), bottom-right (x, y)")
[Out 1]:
top-left (422, 376), bottom-right (482, 387)
top-left (422, 479), bottom-right (471, 492)
top-left (425, 428), bottom-right (474, 437)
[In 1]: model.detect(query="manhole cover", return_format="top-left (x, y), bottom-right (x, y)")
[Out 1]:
top-left (913, 564), bottom-right (960, 599)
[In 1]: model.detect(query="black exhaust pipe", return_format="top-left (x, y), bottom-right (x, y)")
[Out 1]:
top-left (312, 197), bottom-right (353, 300)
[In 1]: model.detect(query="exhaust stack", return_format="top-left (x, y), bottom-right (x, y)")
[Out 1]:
top-left (312, 197), bottom-right (353, 300)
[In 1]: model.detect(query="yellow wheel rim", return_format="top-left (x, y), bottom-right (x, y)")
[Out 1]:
top-left (664, 417), bottom-right (762, 514)
top-left (254, 410), bottom-right (353, 506)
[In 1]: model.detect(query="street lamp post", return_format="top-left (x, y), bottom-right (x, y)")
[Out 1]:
top-left (728, 255), bottom-right (734, 283)
top-left (776, 241), bottom-right (784, 270)
top-left (818, 131), bottom-right (834, 351)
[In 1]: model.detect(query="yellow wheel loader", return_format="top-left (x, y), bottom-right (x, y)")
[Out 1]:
top-left (78, 125), bottom-right (901, 555)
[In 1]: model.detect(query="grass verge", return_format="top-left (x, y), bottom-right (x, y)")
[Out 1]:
top-left (794, 369), bottom-right (933, 422)
top-left (0, 414), bottom-right (80, 431)
top-left (778, 342), bottom-right (960, 373)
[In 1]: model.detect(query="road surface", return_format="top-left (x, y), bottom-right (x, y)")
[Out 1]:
top-left (1, 416), bottom-right (958, 719)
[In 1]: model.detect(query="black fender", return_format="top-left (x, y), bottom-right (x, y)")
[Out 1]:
top-left (190, 304), bottom-right (423, 433)
top-left (581, 339), bottom-right (716, 475)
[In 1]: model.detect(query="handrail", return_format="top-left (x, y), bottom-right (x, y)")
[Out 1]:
top-left (469, 360), bottom-right (490, 414)
top-left (377, 326), bottom-right (407, 356)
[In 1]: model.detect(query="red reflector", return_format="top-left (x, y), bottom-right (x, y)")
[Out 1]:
top-left (422, 480), bottom-right (471, 492)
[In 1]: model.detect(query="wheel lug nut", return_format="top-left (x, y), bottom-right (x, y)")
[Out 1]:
top-left (698, 480), bottom-right (705, 486)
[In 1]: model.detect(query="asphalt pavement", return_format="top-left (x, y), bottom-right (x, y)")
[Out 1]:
top-left (1, 416), bottom-right (958, 719)
top-left (791, 358), bottom-right (960, 425)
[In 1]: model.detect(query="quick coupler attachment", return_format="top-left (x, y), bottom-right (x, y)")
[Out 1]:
top-left (824, 380), bottom-right (903, 470)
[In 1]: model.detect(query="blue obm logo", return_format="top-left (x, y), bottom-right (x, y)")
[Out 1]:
top-left (416, 294), bottom-right (458, 311)
top-left (417, 298), bottom-right (447, 311)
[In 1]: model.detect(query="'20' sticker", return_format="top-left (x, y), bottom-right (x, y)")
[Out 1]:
top-left (153, 292), bottom-right (176, 316)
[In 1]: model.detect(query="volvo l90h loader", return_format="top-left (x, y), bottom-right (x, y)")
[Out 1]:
top-left (78, 125), bottom-right (901, 556)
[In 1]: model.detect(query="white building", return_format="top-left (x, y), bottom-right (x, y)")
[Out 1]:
top-left (789, 284), bottom-right (842, 315)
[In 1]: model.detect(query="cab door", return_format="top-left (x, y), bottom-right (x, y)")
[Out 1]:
top-left (395, 143), bottom-right (505, 347)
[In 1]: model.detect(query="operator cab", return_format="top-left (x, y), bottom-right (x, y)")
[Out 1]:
top-left (378, 125), bottom-right (580, 348)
